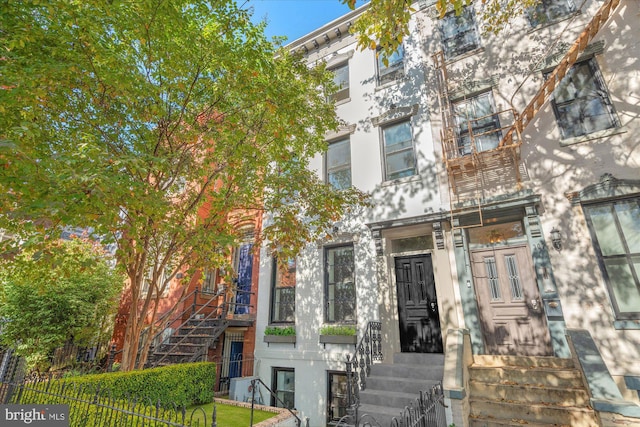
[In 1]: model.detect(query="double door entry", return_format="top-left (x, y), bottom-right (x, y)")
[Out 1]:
top-left (471, 245), bottom-right (552, 356)
top-left (394, 255), bottom-right (443, 353)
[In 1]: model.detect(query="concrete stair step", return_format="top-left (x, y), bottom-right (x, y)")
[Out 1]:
top-left (369, 363), bottom-right (443, 380)
top-left (469, 399), bottom-right (599, 426)
top-left (468, 365), bottom-right (583, 388)
top-left (469, 415), bottom-right (574, 427)
top-left (357, 404), bottom-right (402, 426)
top-left (392, 352), bottom-right (445, 365)
top-left (470, 380), bottom-right (590, 407)
top-left (359, 389), bottom-right (422, 408)
top-left (366, 376), bottom-right (440, 395)
top-left (474, 355), bottom-right (575, 369)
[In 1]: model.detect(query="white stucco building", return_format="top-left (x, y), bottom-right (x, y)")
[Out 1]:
top-left (252, 1), bottom-right (640, 426)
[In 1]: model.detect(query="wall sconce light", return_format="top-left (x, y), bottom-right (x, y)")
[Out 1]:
top-left (550, 227), bottom-right (562, 251)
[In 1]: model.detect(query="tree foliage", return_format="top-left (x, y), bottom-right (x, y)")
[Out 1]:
top-left (345, 0), bottom-right (540, 63)
top-left (0, 0), bottom-right (365, 370)
top-left (0, 238), bottom-right (122, 371)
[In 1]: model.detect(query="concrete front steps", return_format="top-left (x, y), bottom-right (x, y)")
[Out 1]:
top-left (469, 355), bottom-right (600, 427)
top-left (357, 352), bottom-right (444, 426)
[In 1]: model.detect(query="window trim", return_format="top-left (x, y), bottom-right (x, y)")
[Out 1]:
top-left (548, 58), bottom-right (619, 141)
top-left (326, 371), bottom-right (349, 424)
top-left (271, 367), bottom-right (295, 409)
top-left (440, 6), bottom-right (481, 60)
top-left (380, 119), bottom-right (418, 182)
top-left (376, 44), bottom-right (405, 86)
top-left (324, 244), bottom-right (356, 325)
top-left (328, 62), bottom-right (350, 103)
top-left (452, 90), bottom-right (501, 156)
top-left (325, 137), bottom-right (352, 190)
top-left (582, 196), bottom-right (640, 320)
top-left (269, 257), bottom-right (296, 325)
top-left (527, 0), bottom-right (577, 28)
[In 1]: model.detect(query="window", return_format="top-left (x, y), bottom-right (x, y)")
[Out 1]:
top-left (382, 120), bottom-right (417, 181)
top-left (453, 91), bottom-right (501, 155)
top-left (327, 372), bottom-right (349, 424)
top-left (528, 0), bottom-right (576, 27)
top-left (377, 45), bottom-right (404, 85)
top-left (326, 138), bottom-right (352, 190)
top-left (270, 258), bottom-right (296, 324)
top-left (583, 197), bottom-right (640, 319)
top-left (141, 267), bottom-right (170, 297)
top-left (330, 63), bottom-right (349, 102)
top-left (549, 59), bottom-right (618, 140)
top-left (325, 245), bottom-right (355, 324)
top-left (441, 7), bottom-right (480, 59)
top-left (272, 368), bottom-right (295, 409)
top-left (202, 269), bottom-right (218, 294)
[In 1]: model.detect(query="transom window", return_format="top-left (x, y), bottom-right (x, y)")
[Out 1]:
top-left (377, 45), bottom-right (404, 85)
top-left (453, 92), bottom-right (501, 155)
top-left (549, 59), bottom-right (618, 140)
top-left (325, 245), bottom-right (355, 324)
top-left (326, 138), bottom-right (352, 190)
top-left (270, 257), bottom-right (296, 324)
top-left (330, 63), bottom-right (349, 102)
top-left (583, 197), bottom-right (640, 319)
top-left (528, 0), bottom-right (576, 27)
top-left (441, 7), bottom-right (480, 59)
top-left (382, 120), bottom-right (417, 181)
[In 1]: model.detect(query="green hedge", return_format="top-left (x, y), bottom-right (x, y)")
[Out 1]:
top-left (59, 362), bottom-right (216, 407)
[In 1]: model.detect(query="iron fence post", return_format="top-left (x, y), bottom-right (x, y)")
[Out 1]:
top-left (192, 286), bottom-right (199, 316)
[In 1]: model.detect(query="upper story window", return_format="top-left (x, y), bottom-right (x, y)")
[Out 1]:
top-left (583, 196), bottom-right (640, 320)
top-left (329, 62), bottom-right (350, 102)
top-left (326, 138), bottom-right (352, 190)
top-left (325, 245), bottom-right (355, 324)
top-left (528, 0), bottom-right (576, 27)
top-left (549, 58), bottom-right (618, 140)
top-left (441, 7), bottom-right (480, 59)
top-left (202, 269), bottom-right (219, 294)
top-left (382, 120), bottom-right (417, 181)
top-left (452, 91), bottom-right (501, 155)
top-left (270, 257), bottom-right (296, 324)
top-left (377, 45), bottom-right (405, 85)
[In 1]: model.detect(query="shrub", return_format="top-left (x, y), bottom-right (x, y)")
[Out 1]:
top-left (264, 326), bottom-right (296, 336)
top-left (57, 362), bottom-right (216, 406)
top-left (320, 325), bottom-right (356, 336)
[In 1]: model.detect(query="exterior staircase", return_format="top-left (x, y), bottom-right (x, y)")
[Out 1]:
top-left (147, 318), bottom-right (228, 367)
top-left (468, 355), bottom-right (600, 427)
top-left (357, 352), bottom-right (444, 426)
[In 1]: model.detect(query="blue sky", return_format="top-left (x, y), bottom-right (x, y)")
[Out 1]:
top-left (244, 0), bottom-right (367, 43)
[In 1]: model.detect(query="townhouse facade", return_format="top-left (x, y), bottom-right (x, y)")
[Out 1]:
top-left (252, 0), bottom-right (640, 426)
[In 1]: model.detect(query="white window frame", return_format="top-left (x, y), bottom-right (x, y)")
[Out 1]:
top-left (377, 45), bottom-right (405, 85)
top-left (452, 91), bottom-right (501, 156)
top-left (440, 6), bottom-right (480, 59)
top-left (527, 0), bottom-right (576, 27)
top-left (381, 119), bottom-right (417, 181)
top-left (326, 137), bottom-right (352, 190)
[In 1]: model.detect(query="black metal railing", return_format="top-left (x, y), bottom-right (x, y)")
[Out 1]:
top-left (1, 374), bottom-right (216, 426)
top-left (345, 321), bottom-right (383, 410)
top-left (391, 383), bottom-right (446, 427)
top-left (248, 378), bottom-right (308, 427)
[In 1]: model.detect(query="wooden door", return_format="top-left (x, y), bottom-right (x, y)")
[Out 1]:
top-left (471, 245), bottom-right (552, 356)
top-left (395, 255), bottom-right (443, 353)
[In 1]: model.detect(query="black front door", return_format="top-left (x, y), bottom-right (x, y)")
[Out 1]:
top-left (395, 255), bottom-right (443, 353)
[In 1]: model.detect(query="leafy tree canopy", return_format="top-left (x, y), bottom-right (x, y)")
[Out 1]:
top-left (0, 0), bottom-right (365, 369)
top-left (345, 0), bottom-right (540, 64)
top-left (0, 238), bottom-right (123, 371)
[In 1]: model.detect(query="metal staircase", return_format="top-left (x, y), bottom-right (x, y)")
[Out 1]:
top-left (435, 0), bottom-right (622, 229)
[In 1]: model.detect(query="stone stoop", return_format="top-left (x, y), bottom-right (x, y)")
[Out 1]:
top-left (468, 355), bottom-right (600, 427)
top-left (356, 352), bottom-right (444, 426)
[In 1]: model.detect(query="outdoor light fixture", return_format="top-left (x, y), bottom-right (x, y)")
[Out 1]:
top-left (550, 227), bottom-right (562, 251)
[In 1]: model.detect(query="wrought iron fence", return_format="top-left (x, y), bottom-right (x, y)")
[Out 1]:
top-left (2, 374), bottom-right (216, 427)
top-left (345, 321), bottom-right (383, 408)
top-left (335, 383), bottom-right (446, 427)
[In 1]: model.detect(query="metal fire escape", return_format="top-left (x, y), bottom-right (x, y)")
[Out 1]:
top-left (434, 0), bottom-right (621, 228)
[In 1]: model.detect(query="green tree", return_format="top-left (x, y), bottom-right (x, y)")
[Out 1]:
top-left (0, 0), bottom-right (365, 370)
top-left (345, 0), bottom-right (540, 63)
top-left (0, 238), bottom-right (122, 371)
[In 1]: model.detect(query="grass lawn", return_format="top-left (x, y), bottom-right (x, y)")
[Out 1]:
top-left (188, 401), bottom-right (277, 426)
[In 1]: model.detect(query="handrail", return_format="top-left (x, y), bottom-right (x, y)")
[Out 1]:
top-left (149, 291), bottom-right (228, 367)
top-left (248, 378), bottom-right (308, 427)
top-left (345, 321), bottom-right (383, 412)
